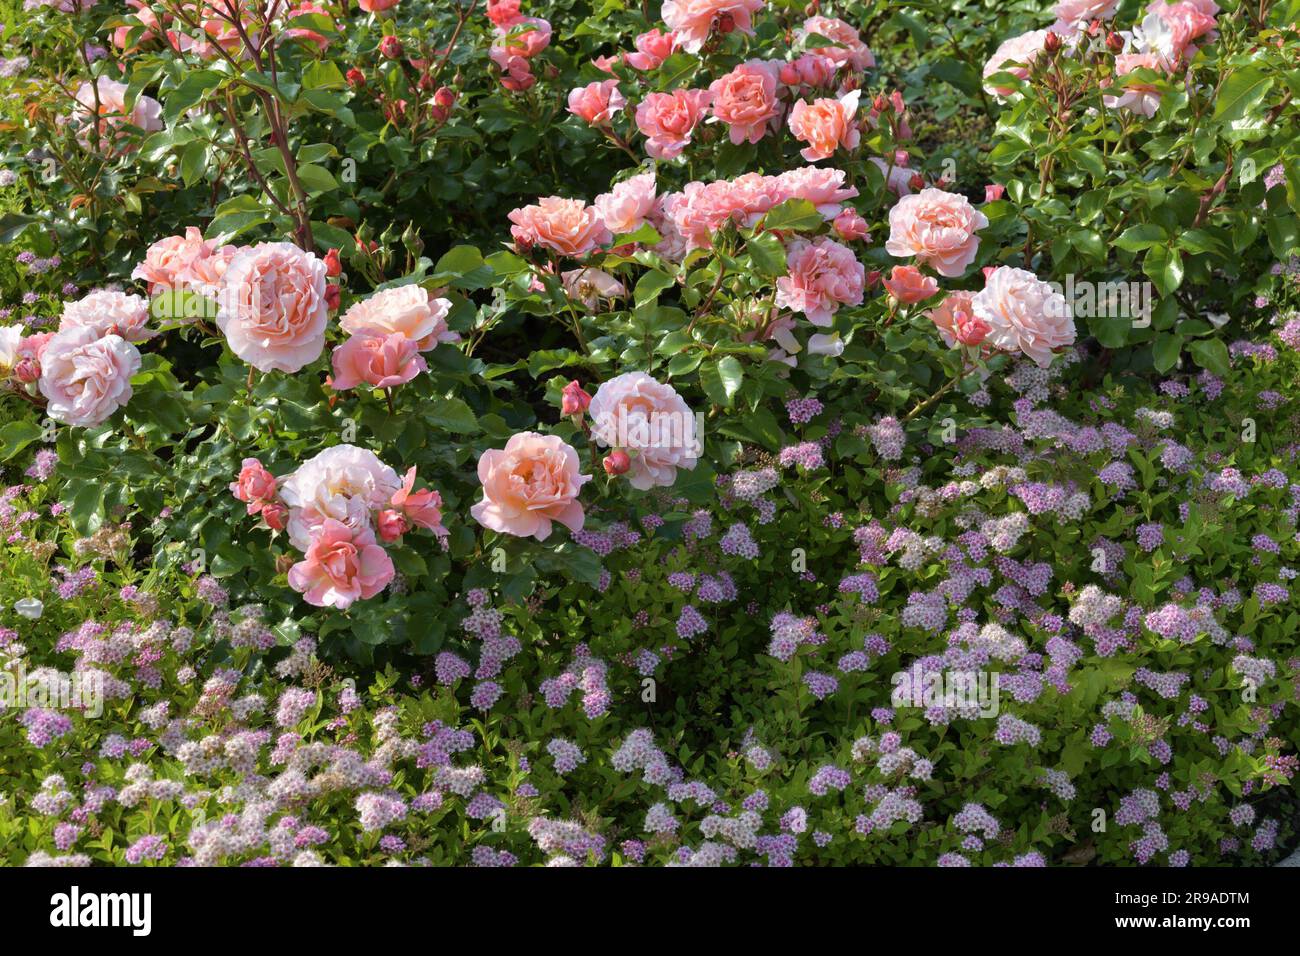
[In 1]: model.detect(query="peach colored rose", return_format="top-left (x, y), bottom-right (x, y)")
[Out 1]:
top-left (215, 242), bottom-right (328, 373)
top-left (73, 77), bottom-right (162, 152)
top-left (832, 208), bottom-right (869, 241)
top-left (132, 227), bottom-right (221, 293)
top-left (796, 15), bottom-right (875, 70)
top-left (38, 327), bottom-right (142, 427)
top-left (358, 0), bottom-right (399, 10)
top-left (331, 330), bottom-right (427, 390)
top-left (562, 268), bottom-right (626, 310)
top-left (390, 466), bottom-right (447, 537)
top-left (287, 519), bottom-right (394, 609)
top-left (927, 291), bottom-right (980, 347)
top-left (635, 88), bottom-right (713, 160)
top-left (882, 265), bottom-right (939, 304)
top-left (972, 265), bottom-right (1076, 367)
top-left (60, 290), bottom-right (154, 343)
top-left (339, 286), bottom-right (456, 351)
top-left (471, 432), bottom-right (591, 540)
top-left (781, 53), bottom-right (839, 90)
top-left (180, 243), bottom-right (240, 298)
top-left (788, 90), bottom-right (861, 162)
top-left (885, 188), bottom-right (989, 278)
top-left (594, 172), bottom-right (658, 235)
top-left (626, 28), bottom-right (679, 70)
top-left (776, 237), bottom-right (865, 326)
top-left (776, 166), bottom-right (859, 217)
top-left (486, 0), bottom-right (523, 28)
top-left (230, 457), bottom-right (279, 515)
top-left (662, 0), bottom-right (765, 54)
top-left (983, 30), bottom-right (1048, 99)
top-left (508, 197), bottom-right (612, 258)
top-left (708, 61), bottom-right (781, 145)
top-left (588, 372), bottom-right (699, 491)
top-left (567, 79), bottom-right (626, 126)
top-left (1049, 0), bottom-right (1118, 32)
top-left (280, 444), bottom-right (401, 551)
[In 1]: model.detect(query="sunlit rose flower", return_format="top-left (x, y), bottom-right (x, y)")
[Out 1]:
top-left (288, 519), bottom-right (394, 609)
top-left (788, 90), bottom-right (861, 162)
top-left (38, 327), bottom-right (141, 427)
top-left (776, 236), bottom-right (865, 326)
top-left (230, 457), bottom-right (279, 515)
top-left (282, 2), bottom-right (333, 51)
top-left (588, 372), bottom-right (699, 491)
top-left (885, 188), bottom-right (989, 278)
top-left (594, 172), bottom-right (658, 236)
top-left (215, 242), bottom-right (328, 373)
top-left (132, 227), bottom-right (221, 293)
top-left (626, 28), bottom-right (679, 70)
top-left (1140, 1), bottom-right (1217, 67)
top-left (330, 330), bottom-right (427, 390)
top-left (280, 444), bottom-right (401, 551)
top-left (776, 166), bottom-right (859, 217)
top-left (928, 291), bottom-right (981, 347)
top-left (708, 61), bottom-right (782, 145)
top-left (662, 0), bottom-right (765, 54)
top-left (390, 466), bottom-right (447, 538)
top-left (561, 268), bottom-right (626, 310)
top-left (339, 286), bottom-right (455, 351)
top-left (635, 88), bottom-right (713, 160)
top-left (508, 197), bottom-right (612, 257)
top-left (0, 325), bottom-right (24, 377)
top-left (72, 77), bottom-right (162, 152)
top-left (982, 30), bottom-right (1049, 99)
top-left (781, 52), bottom-right (839, 90)
top-left (1049, 0), bottom-right (1119, 33)
top-left (1102, 52), bottom-right (1164, 117)
top-left (485, 0), bottom-right (523, 29)
top-left (358, 0), bottom-right (400, 11)
top-left (567, 79), bottom-right (626, 126)
top-left (972, 265), bottom-right (1076, 367)
top-left (796, 15), bottom-right (875, 70)
top-left (471, 432), bottom-right (591, 540)
top-left (882, 265), bottom-right (939, 305)
top-left (60, 290), bottom-right (154, 343)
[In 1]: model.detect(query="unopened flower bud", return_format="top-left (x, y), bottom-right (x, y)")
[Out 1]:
top-left (603, 450), bottom-right (631, 476)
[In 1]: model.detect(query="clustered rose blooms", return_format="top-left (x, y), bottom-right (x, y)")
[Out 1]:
top-left (587, 372), bottom-right (700, 491)
top-left (508, 196), bottom-right (613, 258)
top-left (884, 188), bottom-right (989, 278)
top-left (973, 266), bottom-right (1077, 367)
top-left (471, 432), bottom-right (591, 541)
top-left (215, 242), bottom-right (329, 373)
top-left (37, 326), bottom-right (142, 427)
top-left (339, 286), bottom-right (456, 351)
top-left (486, 1), bottom-right (552, 92)
top-left (132, 226), bottom-right (236, 296)
top-left (795, 15), bottom-right (876, 70)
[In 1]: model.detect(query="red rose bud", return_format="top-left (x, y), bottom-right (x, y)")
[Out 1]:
top-left (561, 380), bottom-right (592, 417)
top-left (865, 269), bottom-right (882, 288)
top-left (1106, 31), bottom-right (1124, 53)
top-left (603, 450), bottom-right (631, 476)
top-left (984, 183), bottom-right (1005, 202)
top-left (909, 172), bottom-right (925, 191)
top-left (434, 86), bottom-right (456, 109)
top-left (325, 284), bottom-right (341, 310)
top-left (324, 248), bottom-right (342, 277)
top-left (1044, 30), bottom-right (1062, 53)
top-left (380, 35), bottom-right (403, 59)
top-left (717, 12), bottom-right (736, 33)
top-left (872, 94), bottom-right (890, 113)
top-left (346, 68), bottom-right (365, 88)
top-left (263, 502), bottom-right (288, 532)
top-left (13, 358), bottom-right (40, 384)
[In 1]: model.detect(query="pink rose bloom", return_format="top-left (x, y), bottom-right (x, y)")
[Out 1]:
top-left (181, 243), bottom-right (240, 298)
top-left (796, 15), bottom-right (875, 70)
top-left (972, 265), bottom-right (1076, 367)
top-left (508, 197), bottom-right (612, 258)
top-left (471, 432), bottom-right (591, 540)
top-left (1049, 0), bottom-right (1118, 32)
top-left (663, 0), bottom-right (764, 54)
top-left (1102, 52), bottom-right (1165, 117)
top-left (485, 0), bottom-right (523, 29)
top-left (777, 166), bottom-right (859, 218)
top-left (287, 520), bottom-right (394, 609)
top-left (882, 265), bottom-right (939, 305)
top-left (230, 457), bottom-right (279, 515)
top-left (885, 188), bottom-right (989, 278)
top-left (635, 89), bottom-right (713, 160)
top-left (782, 53), bottom-right (839, 90)
top-left (562, 268), bottom-right (626, 310)
top-left (708, 61), bottom-right (782, 145)
top-left (282, 2), bottom-right (333, 51)
top-left (568, 79), bottom-right (627, 126)
top-left (280, 444), bottom-right (401, 551)
top-left (588, 372), bottom-right (699, 491)
top-left (776, 237), bottom-right (865, 326)
top-left (788, 90), bottom-right (861, 162)
top-left (72, 78), bottom-right (162, 153)
top-left (927, 291), bottom-right (982, 348)
top-left (37, 327), bottom-right (142, 427)
top-left (983, 30), bottom-right (1048, 99)
top-left (870, 156), bottom-right (917, 196)
top-left (331, 330), bottom-right (427, 390)
top-left (215, 242), bottom-right (328, 373)
top-left (132, 227), bottom-right (221, 293)
top-left (832, 208), bottom-right (869, 241)
top-left (626, 28), bottom-right (679, 70)
top-left (340, 286), bottom-right (455, 351)
top-left (1142, 1), bottom-right (1217, 67)
top-left (60, 290), bottom-right (154, 343)
top-left (594, 172), bottom-right (657, 236)
top-left (495, 16), bottom-right (551, 57)
top-left (391, 466), bottom-right (447, 537)
top-left (358, 0), bottom-right (400, 11)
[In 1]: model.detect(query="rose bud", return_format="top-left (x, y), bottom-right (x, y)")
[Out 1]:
top-left (346, 68), bottom-right (365, 88)
top-left (984, 183), bottom-right (1006, 202)
top-left (1044, 30), bottom-right (1062, 54)
top-left (377, 508), bottom-right (408, 543)
top-left (275, 553), bottom-right (295, 574)
top-left (263, 501), bottom-right (288, 532)
top-left (865, 269), bottom-right (882, 289)
top-left (13, 358), bottom-right (40, 384)
top-left (324, 248), bottom-right (342, 277)
top-left (717, 12), bottom-right (736, 33)
top-left (1106, 31), bottom-right (1124, 53)
top-left (832, 208), bottom-right (869, 242)
top-left (909, 172), bottom-right (925, 191)
top-left (325, 284), bottom-right (341, 311)
top-left (561, 379), bottom-right (592, 417)
top-left (603, 450), bottom-right (631, 476)
top-left (873, 94), bottom-right (890, 113)
top-left (779, 63), bottom-right (800, 86)
top-left (380, 35), bottom-right (403, 59)
top-left (434, 86), bottom-right (456, 109)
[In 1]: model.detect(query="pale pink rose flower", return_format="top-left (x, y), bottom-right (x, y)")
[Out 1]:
top-left (562, 268), bottom-right (626, 310)
top-left (775, 237), bottom-right (865, 326)
top-left (776, 166), bottom-right (859, 218)
top-left (662, 0), bottom-right (765, 54)
top-left (870, 156), bottom-right (917, 196)
top-left (927, 291), bottom-right (980, 348)
top-left (594, 172), bottom-right (658, 236)
top-left (37, 327), bottom-right (142, 427)
top-left (588, 372), bottom-right (699, 491)
top-left (508, 197), bottom-right (612, 257)
top-left (882, 265), bottom-right (939, 305)
top-left (1102, 52), bottom-right (1164, 117)
top-left (0, 325), bottom-right (25, 376)
top-left (60, 290), bottom-right (154, 343)
top-left (72, 77), bottom-right (162, 151)
top-left (626, 28), bottom-right (679, 70)
top-left (340, 286), bottom-right (455, 351)
top-left (330, 330), bottom-right (427, 390)
top-left (280, 444), bottom-right (401, 551)
top-left (1049, 0), bottom-right (1118, 33)
top-left (635, 88), bottom-right (713, 160)
top-left (708, 60), bottom-right (782, 145)
top-left (788, 90), bottom-right (861, 162)
top-left (972, 265), bottom-right (1076, 367)
top-left (287, 519), bottom-right (395, 609)
top-left (495, 16), bottom-right (551, 57)
top-left (796, 15), bottom-right (875, 70)
top-left (471, 432), bottom-right (591, 540)
top-left (885, 188), bottom-right (989, 278)
top-left (132, 227), bottom-right (221, 293)
top-left (180, 243), bottom-right (240, 298)
top-left (215, 242), bottom-right (328, 373)
top-left (832, 208), bottom-right (869, 241)
top-left (486, 0), bottom-right (523, 29)
top-left (230, 457), bottom-right (279, 515)
top-left (982, 30), bottom-right (1049, 99)
top-left (1141, 1), bottom-right (1217, 67)
top-left (391, 466), bottom-right (447, 538)
top-left (567, 79), bottom-right (627, 126)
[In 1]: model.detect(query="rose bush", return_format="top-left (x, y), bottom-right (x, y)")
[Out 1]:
top-left (0, 0), bottom-right (1298, 867)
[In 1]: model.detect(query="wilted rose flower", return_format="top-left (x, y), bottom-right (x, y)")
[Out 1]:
top-left (972, 265), bottom-right (1076, 367)
top-left (471, 432), bottom-right (591, 540)
top-left (885, 188), bottom-right (989, 278)
top-left (561, 268), bottom-right (626, 310)
top-left (38, 327), bottom-right (141, 427)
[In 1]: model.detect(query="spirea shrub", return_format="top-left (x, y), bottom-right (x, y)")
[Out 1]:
top-left (0, 0), bottom-right (1298, 866)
